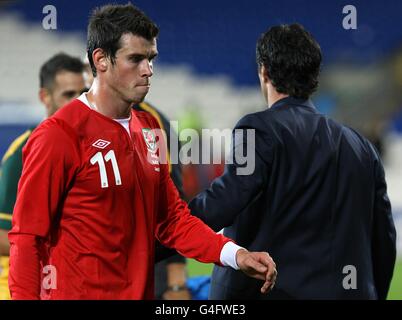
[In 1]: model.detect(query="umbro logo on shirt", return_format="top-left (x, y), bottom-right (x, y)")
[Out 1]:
top-left (92, 139), bottom-right (111, 149)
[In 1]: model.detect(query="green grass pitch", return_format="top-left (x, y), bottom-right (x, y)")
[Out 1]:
top-left (187, 259), bottom-right (402, 300)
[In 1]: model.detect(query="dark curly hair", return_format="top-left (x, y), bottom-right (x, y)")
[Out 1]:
top-left (256, 24), bottom-right (322, 100)
top-left (87, 3), bottom-right (159, 77)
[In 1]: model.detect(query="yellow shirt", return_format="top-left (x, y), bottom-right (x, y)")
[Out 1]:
top-left (0, 256), bottom-right (10, 300)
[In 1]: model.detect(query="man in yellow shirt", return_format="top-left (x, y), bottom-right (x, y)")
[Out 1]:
top-left (0, 53), bottom-right (86, 299)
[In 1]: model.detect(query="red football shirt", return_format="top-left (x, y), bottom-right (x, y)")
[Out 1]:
top-left (9, 98), bottom-right (230, 299)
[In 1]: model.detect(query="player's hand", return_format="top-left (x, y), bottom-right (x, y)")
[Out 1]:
top-left (236, 248), bottom-right (277, 294)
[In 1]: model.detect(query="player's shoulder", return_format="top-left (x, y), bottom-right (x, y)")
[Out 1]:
top-left (235, 109), bottom-right (272, 132)
top-left (34, 99), bottom-right (91, 141)
top-left (30, 113), bottom-right (81, 148)
top-left (135, 101), bottom-right (165, 119)
top-left (1, 128), bottom-right (34, 164)
top-left (134, 101), bottom-right (155, 113)
top-left (52, 98), bottom-right (91, 125)
top-left (341, 124), bottom-right (378, 158)
top-left (135, 101), bottom-right (171, 131)
top-left (132, 103), bottom-right (161, 130)
top-left (21, 117), bottom-right (81, 166)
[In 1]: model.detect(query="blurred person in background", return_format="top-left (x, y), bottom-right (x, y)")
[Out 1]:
top-left (177, 108), bottom-right (225, 200)
top-left (189, 23), bottom-right (396, 300)
top-left (0, 53), bottom-right (86, 299)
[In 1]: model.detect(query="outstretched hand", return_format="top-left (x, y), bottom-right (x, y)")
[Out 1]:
top-left (236, 249), bottom-right (277, 294)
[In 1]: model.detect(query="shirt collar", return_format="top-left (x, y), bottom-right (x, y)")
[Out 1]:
top-left (270, 96), bottom-right (316, 111)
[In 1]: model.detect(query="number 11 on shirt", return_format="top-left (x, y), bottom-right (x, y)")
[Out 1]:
top-left (90, 150), bottom-right (122, 188)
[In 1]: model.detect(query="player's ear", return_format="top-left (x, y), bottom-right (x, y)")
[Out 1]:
top-left (259, 65), bottom-right (270, 84)
top-left (92, 48), bottom-right (108, 74)
top-left (39, 87), bottom-right (51, 111)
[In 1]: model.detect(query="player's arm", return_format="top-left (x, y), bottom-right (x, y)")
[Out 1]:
top-left (0, 212), bottom-right (11, 255)
top-left (189, 115), bottom-right (272, 231)
top-left (0, 229), bottom-right (9, 256)
top-left (156, 153), bottom-right (276, 293)
top-left (370, 146), bottom-right (396, 300)
top-left (8, 120), bottom-right (79, 300)
top-left (0, 134), bottom-right (29, 256)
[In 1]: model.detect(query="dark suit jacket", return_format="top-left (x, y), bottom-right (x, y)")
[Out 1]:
top-left (189, 97), bottom-right (396, 300)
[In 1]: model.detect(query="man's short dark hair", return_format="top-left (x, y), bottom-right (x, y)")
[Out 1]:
top-left (39, 53), bottom-right (84, 90)
top-left (256, 23), bottom-right (322, 100)
top-left (87, 3), bottom-right (159, 77)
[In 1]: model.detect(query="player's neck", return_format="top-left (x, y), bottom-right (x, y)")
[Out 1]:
top-left (86, 79), bottom-right (132, 119)
top-left (267, 87), bottom-right (289, 108)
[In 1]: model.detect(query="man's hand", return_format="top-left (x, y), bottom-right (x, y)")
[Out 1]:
top-left (236, 248), bottom-right (277, 294)
top-left (0, 229), bottom-right (10, 256)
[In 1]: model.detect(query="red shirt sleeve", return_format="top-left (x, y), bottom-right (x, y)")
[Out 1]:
top-left (8, 119), bottom-right (79, 299)
top-left (154, 129), bottom-right (232, 265)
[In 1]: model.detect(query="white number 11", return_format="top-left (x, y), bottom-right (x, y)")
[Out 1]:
top-left (90, 150), bottom-right (122, 188)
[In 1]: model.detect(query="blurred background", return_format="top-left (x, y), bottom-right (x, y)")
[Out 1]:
top-left (0, 0), bottom-right (401, 299)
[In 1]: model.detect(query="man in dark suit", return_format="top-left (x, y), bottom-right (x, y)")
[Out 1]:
top-left (189, 23), bottom-right (396, 300)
